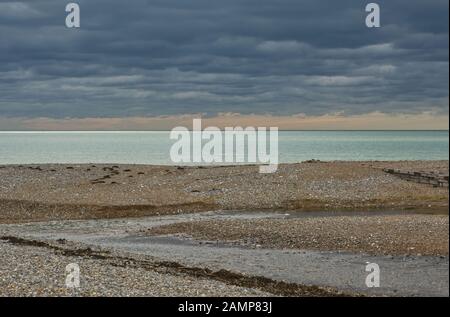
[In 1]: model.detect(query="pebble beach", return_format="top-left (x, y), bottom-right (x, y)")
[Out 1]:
top-left (0, 161), bottom-right (448, 223)
top-left (0, 161), bottom-right (448, 297)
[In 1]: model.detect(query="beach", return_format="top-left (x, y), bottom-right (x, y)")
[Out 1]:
top-left (0, 161), bottom-right (448, 297)
top-left (0, 161), bottom-right (448, 223)
top-left (1, 0), bottom-right (448, 302)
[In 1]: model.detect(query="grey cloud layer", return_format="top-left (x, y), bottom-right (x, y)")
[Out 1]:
top-left (0, 0), bottom-right (448, 118)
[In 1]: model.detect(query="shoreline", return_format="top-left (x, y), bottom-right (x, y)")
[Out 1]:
top-left (1, 159), bottom-right (449, 168)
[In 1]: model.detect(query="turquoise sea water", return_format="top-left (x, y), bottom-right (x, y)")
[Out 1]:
top-left (0, 131), bottom-right (448, 165)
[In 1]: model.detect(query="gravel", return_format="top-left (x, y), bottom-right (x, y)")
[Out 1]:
top-left (1, 211), bottom-right (447, 297)
top-left (145, 214), bottom-right (449, 256)
top-left (0, 240), bottom-right (270, 297)
top-left (0, 161), bottom-right (448, 223)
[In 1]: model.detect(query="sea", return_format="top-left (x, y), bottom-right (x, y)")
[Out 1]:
top-left (0, 131), bottom-right (448, 165)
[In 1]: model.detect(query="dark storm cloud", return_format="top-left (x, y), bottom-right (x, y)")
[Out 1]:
top-left (0, 0), bottom-right (448, 118)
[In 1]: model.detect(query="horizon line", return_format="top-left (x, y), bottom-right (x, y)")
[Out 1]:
top-left (0, 130), bottom-right (448, 133)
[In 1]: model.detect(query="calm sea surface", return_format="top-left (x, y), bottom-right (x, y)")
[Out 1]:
top-left (0, 131), bottom-right (448, 165)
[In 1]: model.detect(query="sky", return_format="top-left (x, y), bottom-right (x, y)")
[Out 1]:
top-left (0, 0), bottom-right (448, 130)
